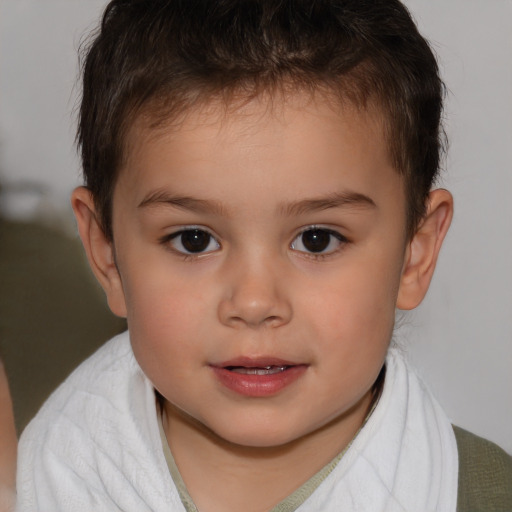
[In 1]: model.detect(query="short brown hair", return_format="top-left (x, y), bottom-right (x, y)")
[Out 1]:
top-left (78, 0), bottom-right (445, 240)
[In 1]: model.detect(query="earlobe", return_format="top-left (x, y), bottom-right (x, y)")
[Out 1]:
top-left (71, 187), bottom-right (127, 318)
top-left (396, 189), bottom-right (453, 310)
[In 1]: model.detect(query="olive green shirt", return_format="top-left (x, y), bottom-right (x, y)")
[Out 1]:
top-left (454, 426), bottom-right (512, 512)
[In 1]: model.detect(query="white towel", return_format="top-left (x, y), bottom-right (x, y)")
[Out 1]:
top-left (16, 332), bottom-right (458, 511)
top-left (295, 346), bottom-right (459, 511)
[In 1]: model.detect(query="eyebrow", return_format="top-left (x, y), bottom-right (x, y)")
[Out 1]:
top-left (278, 191), bottom-right (376, 217)
top-left (138, 190), bottom-right (226, 215)
top-left (138, 189), bottom-right (376, 217)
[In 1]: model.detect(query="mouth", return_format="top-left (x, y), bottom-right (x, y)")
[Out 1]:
top-left (211, 358), bottom-right (307, 397)
top-left (226, 365), bottom-right (289, 375)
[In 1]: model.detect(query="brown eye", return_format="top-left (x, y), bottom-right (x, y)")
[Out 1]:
top-left (301, 229), bottom-right (330, 252)
top-left (291, 228), bottom-right (346, 255)
top-left (169, 229), bottom-right (220, 254)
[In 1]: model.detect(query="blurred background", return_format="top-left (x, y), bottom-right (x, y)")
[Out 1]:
top-left (0, 0), bottom-right (511, 452)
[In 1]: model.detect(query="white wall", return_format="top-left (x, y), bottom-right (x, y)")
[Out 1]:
top-left (0, 0), bottom-right (106, 220)
top-left (1, 0), bottom-right (511, 452)
top-left (401, 0), bottom-right (512, 454)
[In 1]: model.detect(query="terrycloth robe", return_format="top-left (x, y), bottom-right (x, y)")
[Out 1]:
top-left (16, 332), bottom-right (459, 512)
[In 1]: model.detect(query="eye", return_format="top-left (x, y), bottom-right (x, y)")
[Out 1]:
top-left (166, 228), bottom-right (220, 255)
top-left (290, 227), bottom-right (346, 255)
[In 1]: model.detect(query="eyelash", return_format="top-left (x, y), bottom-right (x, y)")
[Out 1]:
top-left (159, 227), bottom-right (220, 259)
top-left (159, 226), bottom-right (348, 260)
top-left (290, 226), bottom-right (348, 260)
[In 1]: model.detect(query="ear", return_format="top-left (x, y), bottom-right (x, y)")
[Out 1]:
top-left (396, 189), bottom-right (453, 310)
top-left (71, 187), bottom-right (127, 318)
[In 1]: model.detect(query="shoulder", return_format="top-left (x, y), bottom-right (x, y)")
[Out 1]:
top-left (19, 331), bottom-right (143, 442)
top-left (21, 331), bottom-right (136, 425)
top-left (16, 331), bottom-right (169, 510)
top-left (454, 425), bottom-right (512, 512)
top-left (18, 330), bottom-right (138, 453)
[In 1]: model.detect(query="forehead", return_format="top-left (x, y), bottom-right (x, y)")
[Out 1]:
top-left (126, 87), bottom-right (387, 159)
top-left (116, 90), bottom-right (402, 215)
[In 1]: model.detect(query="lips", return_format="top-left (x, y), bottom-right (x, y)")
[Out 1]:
top-left (211, 357), bottom-right (307, 397)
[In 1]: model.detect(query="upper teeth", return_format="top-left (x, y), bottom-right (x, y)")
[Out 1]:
top-left (230, 366), bottom-right (287, 375)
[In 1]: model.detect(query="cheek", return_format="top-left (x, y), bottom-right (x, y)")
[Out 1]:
top-left (304, 256), bottom-right (401, 351)
top-left (121, 268), bottom-right (216, 367)
top-left (123, 256), bottom-right (213, 321)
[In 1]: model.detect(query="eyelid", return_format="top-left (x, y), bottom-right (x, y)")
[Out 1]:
top-left (291, 224), bottom-right (347, 241)
top-left (159, 224), bottom-right (213, 240)
top-left (290, 225), bottom-right (348, 257)
top-left (159, 225), bottom-right (221, 256)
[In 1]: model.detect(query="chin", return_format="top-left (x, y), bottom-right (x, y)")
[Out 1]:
top-left (206, 418), bottom-right (312, 449)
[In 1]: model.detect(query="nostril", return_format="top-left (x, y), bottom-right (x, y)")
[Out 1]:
top-left (218, 301), bottom-right (292, 329)
top-left (265, 315), bottom-right (282, 326)
top-left (223, 314), bottom-right (283, 329)
top-left (217, 272), bottom-right (293, 328)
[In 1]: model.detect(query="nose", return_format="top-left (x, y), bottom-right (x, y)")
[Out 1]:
top-left (217, 256), bottom-right (292, 329)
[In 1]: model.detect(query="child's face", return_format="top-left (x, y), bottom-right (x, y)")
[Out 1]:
top-left (110, 93), bottom-right (409, 447)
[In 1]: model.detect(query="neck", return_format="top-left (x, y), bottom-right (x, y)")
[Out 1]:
top-left (162, 391), bottom-right (374, 512)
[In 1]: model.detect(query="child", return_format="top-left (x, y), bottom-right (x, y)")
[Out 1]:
top-left (16, 0), bottom-right (512, 510)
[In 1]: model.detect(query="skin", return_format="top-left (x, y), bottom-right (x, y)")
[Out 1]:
top-left (73, 92), bottom-right (453, 512)
top-left (0, 360), bottom-right (16, 511)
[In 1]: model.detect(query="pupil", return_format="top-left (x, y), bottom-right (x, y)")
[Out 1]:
top-left (302, 229), bottom-right (330, 252)
top-left (181, 230), bottom-right (210, 252)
